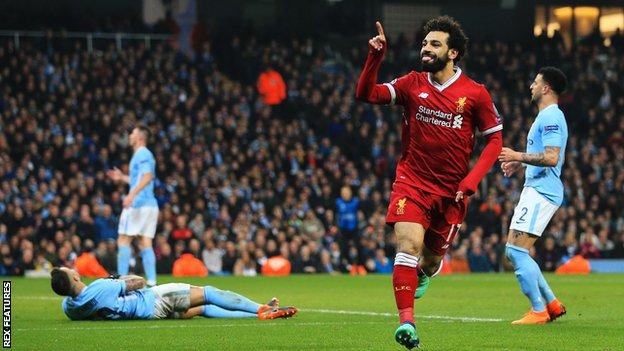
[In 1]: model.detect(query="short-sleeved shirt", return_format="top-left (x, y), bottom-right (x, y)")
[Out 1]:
top-left (524, 104), bottom-right (568, 205)
top-left (384, 68), bottom-right (503, 197)
top-left (129, 146), bottom-right (157, 208)
top-left (62, 279), bottom-right (156, 320)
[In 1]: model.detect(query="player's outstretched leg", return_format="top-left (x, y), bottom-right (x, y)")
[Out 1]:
top-left (394, 322), bottom-right (419, 349)
top-left (506, 245), bottom-right (550, 324)
top-left (203, 287), bottom-right (297, 320)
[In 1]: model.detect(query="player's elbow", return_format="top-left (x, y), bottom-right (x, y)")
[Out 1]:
top-left (354, 85), bottom-right (368, 102)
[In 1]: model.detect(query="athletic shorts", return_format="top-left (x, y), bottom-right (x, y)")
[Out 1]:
top-left (151, 283), bottom-right (191, 319)
top-left (118, 207), bottom-right (159, 238)
top-left (386, 182), bottom-right (466, 256)
top-left (509, 187), bottom-right (559, 237)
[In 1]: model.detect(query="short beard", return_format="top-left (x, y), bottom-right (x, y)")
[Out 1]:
top-left (421, 53), bottom-right (449, 73)
top-left (531, 93), bottom-right (540, 103)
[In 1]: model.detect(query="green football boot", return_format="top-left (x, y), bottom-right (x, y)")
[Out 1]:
top-left (414, 271), bottom-right (430, 299)
top-left (394, 322), bottom-right (420, 349)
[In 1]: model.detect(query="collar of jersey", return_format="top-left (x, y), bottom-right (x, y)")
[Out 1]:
top-left (540, 103), bottom-right (558, 113)
top-left (427, 67), bottom-right (462, 92)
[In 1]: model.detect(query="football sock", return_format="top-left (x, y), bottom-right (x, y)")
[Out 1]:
top-left (506, 244), bottom-right (546, 312)
top-left (201, 305), bottom-right (257, 318)
top-left (203, 286), bottom-right (261, 313)
top-left (140, 247), bottom-right (157, 286)
top-left (393, 252), bottom-right (419, 324)
top-left (117, 244), bottom-right (131, 275)
top-left (536, 264), bottom-right (556, 304)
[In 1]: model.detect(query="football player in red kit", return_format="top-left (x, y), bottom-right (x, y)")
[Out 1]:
top-left (355, 16), bottom-right (502, 349)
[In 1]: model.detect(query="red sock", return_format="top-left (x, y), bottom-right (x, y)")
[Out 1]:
top-left (393, 264), bottom-right (418, 324)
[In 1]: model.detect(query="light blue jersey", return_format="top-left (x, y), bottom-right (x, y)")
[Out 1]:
top-left (61, 279), bottom-right (155, 320)
top-left (524, 104), bottom-right (568, 205)
top-left (129, 146), bottom-right (157, 207)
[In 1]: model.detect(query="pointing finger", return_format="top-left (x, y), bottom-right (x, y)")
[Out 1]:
top-left (375, 21), bottom-right (385, 37)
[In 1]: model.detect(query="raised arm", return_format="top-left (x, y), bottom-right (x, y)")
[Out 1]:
top-left (355, 21), bottom-right (393, 105)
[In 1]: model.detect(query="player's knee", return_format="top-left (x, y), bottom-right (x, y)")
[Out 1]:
top-left (396, 240), bottom-right (420, 256)
top-left (394, 228), bottom-right (423, 256)
top-left (117, 235), bottom-right (131, 246)
top-left (139, 237), bottom-right (153, 250)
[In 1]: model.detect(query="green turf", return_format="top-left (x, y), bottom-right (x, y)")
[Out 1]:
top-left (10, 273), bottom-right (624, 350)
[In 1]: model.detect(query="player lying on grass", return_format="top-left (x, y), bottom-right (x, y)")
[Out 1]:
top-left (50, 267), bottom-right (298, 321)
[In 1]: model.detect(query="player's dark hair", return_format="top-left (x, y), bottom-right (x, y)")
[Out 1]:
top-left (539, 66), bottom-right (567, 95)
top-left (134, 123), bottom-right (151, 141)
top-left (50, 267), bottom-right (72, 296)
top-left (423, 15), bottom-right (468, 63)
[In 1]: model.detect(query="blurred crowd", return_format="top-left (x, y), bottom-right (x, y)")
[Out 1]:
top-left (1, 27), bottom-right (623, 277)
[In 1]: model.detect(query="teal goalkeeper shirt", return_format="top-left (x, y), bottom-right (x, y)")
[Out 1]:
top-left (62, 279), bottom-right (155, 320)
top-left (523, 104), bottom-right (568, 205)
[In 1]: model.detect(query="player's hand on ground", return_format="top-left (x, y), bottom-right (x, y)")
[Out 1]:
top-left (501, 161), bottom-right (523, 177)
top-left (106, 167), bottom-right (124, 182)
top-left (368, 21), bottom-right (386, 51)
top-left (498, 147), bottom-right (520, 162)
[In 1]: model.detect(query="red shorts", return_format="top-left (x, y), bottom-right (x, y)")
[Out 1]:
top-left (385, 182), bottom-right (468, 256)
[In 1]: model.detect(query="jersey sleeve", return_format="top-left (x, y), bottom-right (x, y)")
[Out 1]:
top-left (540, 112), bottom-right (564, 147)
top-left (385, 72), bottom-right (416, 106)
top-left (474, 87), bottom-right (503, 136)
top-left (137, 150), bottom-right (154, 175)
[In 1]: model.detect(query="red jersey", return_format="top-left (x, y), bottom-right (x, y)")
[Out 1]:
top-left (384, 68), bottom-right (502, 197)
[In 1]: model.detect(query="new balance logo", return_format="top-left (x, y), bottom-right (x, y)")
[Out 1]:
top-left (452, 114), bottom-right (463, 129)
top-left (418, 92), bottom-right (429, 99)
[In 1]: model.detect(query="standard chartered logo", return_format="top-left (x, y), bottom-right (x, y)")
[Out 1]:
top-left (416, 105), bottom-right (463, 129)
top-left (452, 114), bottom-right (463, 129)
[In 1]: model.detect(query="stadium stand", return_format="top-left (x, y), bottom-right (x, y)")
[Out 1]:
top-left (1, 28), bottom-right (623, 277)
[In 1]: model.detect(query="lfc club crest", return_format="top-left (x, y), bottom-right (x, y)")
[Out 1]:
top-left (396, 198), bottom-right (407, 215)
top-left (456, 96), bottom-right (467, 113)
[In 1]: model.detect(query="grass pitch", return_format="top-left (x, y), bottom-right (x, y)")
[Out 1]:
top-left (11, 273), bottom-right (624, 350)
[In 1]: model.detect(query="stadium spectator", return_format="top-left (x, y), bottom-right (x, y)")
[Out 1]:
top-left (172, 251), bottom-right (208, 277)
top-left (373, 248), bottom-right (393, 274)
top-left (336, 186), bottom-right (360, 270)
top-left (256, 64), bottom-right (287, 106)
top-left (94, 205), bottom-right (118, 242)
top-left (156, 243), bottom-right (174, 274)
top-left (537, 236), bottom-right (562, 272)
top-left (202, 238), bottom-right (224, 274)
